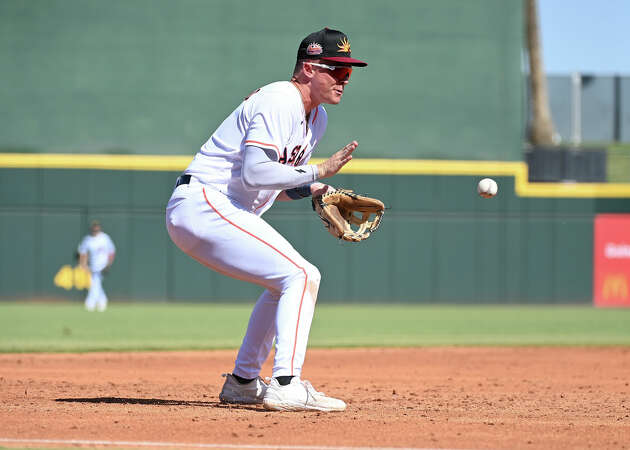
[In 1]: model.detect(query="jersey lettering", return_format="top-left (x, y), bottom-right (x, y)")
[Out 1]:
top-left (287, 146), bottom-right (301, 165)
top-left (294, 149), bottom-right (306, 166)
top-left (188, 82), bottom-right (324, 215)
top-left (278, 145), bottom-right (306, 167)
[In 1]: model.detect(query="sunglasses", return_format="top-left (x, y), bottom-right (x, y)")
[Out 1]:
top-left (309, 62), bottom-right (353, 81)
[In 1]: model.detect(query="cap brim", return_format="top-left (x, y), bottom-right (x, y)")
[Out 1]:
top-left (320, 56), bottom-right (367, 67)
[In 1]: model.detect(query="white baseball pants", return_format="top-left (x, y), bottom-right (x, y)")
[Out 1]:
top-left (165, 177), bottom-right (320, 378)
top-left (85, 271), bottom-right (107, 312)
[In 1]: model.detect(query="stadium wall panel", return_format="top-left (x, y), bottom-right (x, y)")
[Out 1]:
top-left (2, 168), bottom-right (628, 304)
top-left (0, 0), bottom-right (523, 161)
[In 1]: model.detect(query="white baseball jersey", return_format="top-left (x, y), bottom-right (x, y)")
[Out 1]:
top-left (78, 232), bottom-right (115, 272)
top-left (167, 80), bottom-right (331, 380)
top-left (184, 81), bottom-right (327, 215)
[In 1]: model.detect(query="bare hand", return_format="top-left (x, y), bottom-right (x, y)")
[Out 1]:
top-left (310, 182), bottom-right (334, 197)
top-left (317, 141), bottom-right (357, 179)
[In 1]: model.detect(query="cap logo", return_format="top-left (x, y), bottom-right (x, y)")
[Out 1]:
top-left (337, 37), bottom-right (351, 53)
top-left (306, 42), bottom-right (323, 55)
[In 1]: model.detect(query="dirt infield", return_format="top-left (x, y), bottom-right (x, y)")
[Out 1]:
top-left (1, 347), bottom-right (629, 450)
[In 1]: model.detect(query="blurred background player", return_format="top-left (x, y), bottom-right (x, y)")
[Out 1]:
top-left (78, 220), bottom-right (116, 312)
top-left (166, 27), bottom-right (367, 411)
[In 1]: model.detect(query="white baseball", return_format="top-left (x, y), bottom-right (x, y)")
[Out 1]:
top-left (477, 178), bottom-right (498, 198)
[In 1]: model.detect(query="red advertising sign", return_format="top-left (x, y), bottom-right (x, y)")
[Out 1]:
top-left (594, 214), bottom-right (630, 307)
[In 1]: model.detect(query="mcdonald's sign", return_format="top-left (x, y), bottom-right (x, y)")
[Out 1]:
top-left (602, 274), bottom-right (628, 301)
top-left (594, 214), bottom-right (630, 307)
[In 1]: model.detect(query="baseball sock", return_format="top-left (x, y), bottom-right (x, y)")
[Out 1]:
top-left (275, 376), bottom-right (294, 386)
top-left (232, 374), bottom-right (255, 385)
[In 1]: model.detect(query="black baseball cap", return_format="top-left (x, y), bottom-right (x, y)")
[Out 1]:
top-left (297, 28), bottom-right (367, 67)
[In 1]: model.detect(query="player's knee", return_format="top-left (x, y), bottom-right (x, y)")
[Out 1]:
top-left (304, 263), bottom-right (321, 287)
top-left (304, 263), bottom-right (321, 303)
top-left (283, 262), bottom-right (320, 290)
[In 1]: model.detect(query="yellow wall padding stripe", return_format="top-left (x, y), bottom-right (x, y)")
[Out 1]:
top-left (1, 153), bottom-right (630, 198)
top-left (0, 153), bottom-right (190, 171)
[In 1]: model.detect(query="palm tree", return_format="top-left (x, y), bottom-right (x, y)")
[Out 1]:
top-left (525, 0), bottom-right (556, 146)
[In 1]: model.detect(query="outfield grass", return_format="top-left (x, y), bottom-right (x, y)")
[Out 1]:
top-left (1, 301), bottom-right (629, 353)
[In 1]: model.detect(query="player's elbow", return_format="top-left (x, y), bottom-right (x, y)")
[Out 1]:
top-left (241, 166), bottom-right (264, 191)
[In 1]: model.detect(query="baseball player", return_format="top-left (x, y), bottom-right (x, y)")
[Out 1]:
top-left (78, 220), bottom-right (116, 312)
top-left (166, 28), bottom-right (366, 412)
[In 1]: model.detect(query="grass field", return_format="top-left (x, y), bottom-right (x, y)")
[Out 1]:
top-left (1, 301), bottom-right (630, 352)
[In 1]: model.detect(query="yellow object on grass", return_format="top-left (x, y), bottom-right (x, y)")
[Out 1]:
top-left (53, 265), bottom-right (91, 290)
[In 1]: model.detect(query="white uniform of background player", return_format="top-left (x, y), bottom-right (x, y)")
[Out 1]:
top-left (166, 28), bottom-right (367, 412)
top-left (78, 221), bottom-right (116, 312)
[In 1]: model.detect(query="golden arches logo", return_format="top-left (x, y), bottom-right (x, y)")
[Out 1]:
top-left (337, 37), bottom-right (351, 53)
top-left (602, 274), bottom-right (628, 300)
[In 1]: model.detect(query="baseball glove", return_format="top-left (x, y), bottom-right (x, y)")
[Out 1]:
top-left (312, 189), bottom-right (385, 242)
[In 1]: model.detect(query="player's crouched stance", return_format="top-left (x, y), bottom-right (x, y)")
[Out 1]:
top-left (167, 28), bottom-right (367, 412)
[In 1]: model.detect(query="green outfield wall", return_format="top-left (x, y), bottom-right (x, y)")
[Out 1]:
top-left (2, 165), bottom-right (629, 304)
top-left (1, 1), bottom-right (610, 304)
top-left (1, 0), bottom-right (523, 161)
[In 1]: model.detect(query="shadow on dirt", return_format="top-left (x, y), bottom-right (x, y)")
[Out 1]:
top-left (55, 397), bottom-right (261, 411)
